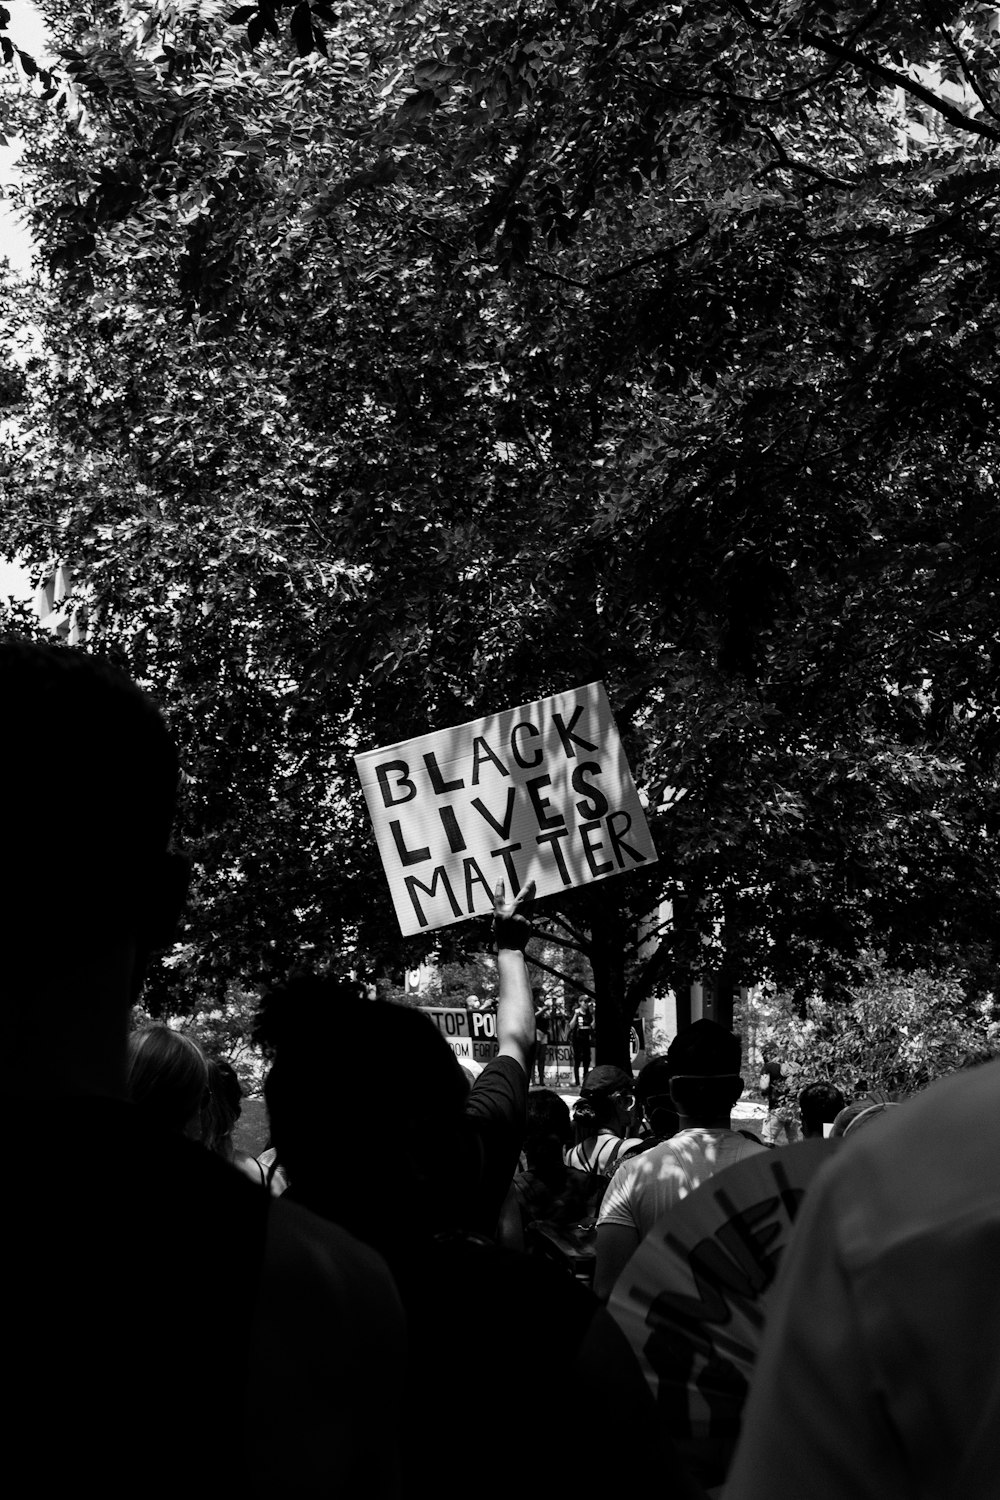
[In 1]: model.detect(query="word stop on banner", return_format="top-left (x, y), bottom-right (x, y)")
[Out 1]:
top-left (355, 681), bottom-right (658, 936)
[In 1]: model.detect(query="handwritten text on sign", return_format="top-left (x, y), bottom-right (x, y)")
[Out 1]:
top-left (355, 681), bottom-right (657, 935)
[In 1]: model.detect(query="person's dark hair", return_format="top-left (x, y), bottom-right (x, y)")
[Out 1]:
top-left (127, 1025), bottom-right (209, 1136)
top-left (524, 1088), bottom-right (572, 1173)
top-left (669, 1075), bottom-right (744, 1119)
top-left (256, 974), bottom-right (471, 1244)
top-left (635, 1056), bottom-right (679, 1138)
top-left (666, 1020), bottom-right (744, 1122)
top-left (203, 1058), bottom-right (244, 1155)
top-left (0, 638), bottom-right (181, 943)
top-left (799, 1081), bottom-right (846, 1137)
top-left (572, 1064), bottom-right (633, 1137)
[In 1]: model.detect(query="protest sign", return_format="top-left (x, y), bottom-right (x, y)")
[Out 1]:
top-left (422, 1007), bottom-right (500, 1066)
top-left (355, 681), bottom-right (657, 936)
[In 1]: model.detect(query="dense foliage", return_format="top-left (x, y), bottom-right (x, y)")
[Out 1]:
top-left (2, 1), bottom-right (999, 1060)
top-left (749, 953), bottom-right (1000, 1111)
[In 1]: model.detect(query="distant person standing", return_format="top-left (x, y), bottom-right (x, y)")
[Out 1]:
top-left (760, 1051), bottom-right (795, 1143)
top-left (568, 999), bottom-right (595, 1086)
top-left (533, 989), bottom-right (552, 1086)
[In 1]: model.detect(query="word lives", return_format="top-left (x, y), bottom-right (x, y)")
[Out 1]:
top-left (356, 682), bottom-right (657, 935)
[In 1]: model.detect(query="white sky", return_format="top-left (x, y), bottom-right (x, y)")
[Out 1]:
top-left (0, 557), bottom-right (34, 601)
top-left (1, 1), bottom-right (55, 273)
top-left (2, 10), bottom-right (51, 605)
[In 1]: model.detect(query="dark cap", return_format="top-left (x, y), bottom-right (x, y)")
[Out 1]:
top-left (666, 1019), bottom-right (742, 1078)
top-left (580, 1064), bottom-right (633, 1098)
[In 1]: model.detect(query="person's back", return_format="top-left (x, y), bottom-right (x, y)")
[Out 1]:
top-left (727, 1057), bottom-right (1000, 1499)
top-left (565, 1064), bottom-right (645, 1179)
top-left (615, 1054), bottom-right (680, 1164)
top-left (594, 1019), bottom-right (766, 1300)
top-left (13, 1098), bottom-right (400, 1497)
top-left (14, 1099), bottom-right (269, 1496)
top-left (507, 1087), bottom-right (604, 1279)
top-left (1, 640), bottom-right (404, 1498)
top-left (257, 894), bottom-right (600, 1500)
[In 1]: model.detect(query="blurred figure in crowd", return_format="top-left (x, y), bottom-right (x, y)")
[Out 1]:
top-left (568, 997), bottom-right (595, 1084)
top-left (203, 1056), bottom-right (274, 1188)
top-left (594, 1019), bottom-right (766, 1300)
top-left (257, 881), bottom-right (598, 1500)
top-left (127, 1024), bottom-right (208, 1140)
top-left (799, 1080), bottom-right (847, 1139)
top-left (728, 1059), bottom-right (1000, 1499)
top-left (2, 639), bottom-right (403, 1499)
top-left (566, 1064), bottom-right (645, 1179)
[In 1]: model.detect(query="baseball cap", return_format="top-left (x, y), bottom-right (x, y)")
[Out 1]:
top-left (580, 1064), bottom-right (634, 1098)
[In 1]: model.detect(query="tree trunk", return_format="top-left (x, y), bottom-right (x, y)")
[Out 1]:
top-left (713, 968), bottom-right (737, 1031)
top-left (588, 893), bottom-right (634, 1071)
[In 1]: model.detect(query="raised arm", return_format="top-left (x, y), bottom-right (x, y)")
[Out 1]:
top-left (492, 878), bottom-right (536, 1078)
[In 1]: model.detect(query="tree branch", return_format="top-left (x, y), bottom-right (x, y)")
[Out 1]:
top-left (542, 909), bottom-right (590, 945)
top-left (757, 124), bottom-right (855, 191)
top-left (799, 27), bottom-right (1000, 143)
top-left (595, 219), bottom-right (712, 286)
top-left (921, 0), bottom-right (1000, 125)
top-left (522, 262), bottom-right (590, 291)
top-left (533, 926), bottom-right (589, 956)
top-left (528, 951), bottom-right (595, 999)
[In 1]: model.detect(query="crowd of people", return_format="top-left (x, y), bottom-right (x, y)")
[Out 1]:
top-left (5, 637), bottom-right (997, 1499)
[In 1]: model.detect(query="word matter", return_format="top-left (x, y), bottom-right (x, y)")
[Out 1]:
top-left (355, 682), bottom-right (657, 936)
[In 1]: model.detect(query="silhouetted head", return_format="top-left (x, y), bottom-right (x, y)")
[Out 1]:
top-left (524, 1087), bottom-right (572, 1172)
top-left (666, 1020), bottom-right (744, 1124)
top-left (635, 1055), bottom-right (679, 1138)
top-left (0, 638), bottom-right (186, 980)
top-left (127, 1025), bottom-right (208, 1138)
top-left (799, 1081), bottom-right (847, 1139)
top-left (256, 975), bottom-right (472, 1246)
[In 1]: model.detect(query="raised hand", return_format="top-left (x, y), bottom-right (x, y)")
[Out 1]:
top-left (491, 877), bottom-right (536, 952)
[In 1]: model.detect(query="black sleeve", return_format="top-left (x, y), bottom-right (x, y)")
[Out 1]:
top-left (459, 1055), bottom-right (528, 1238)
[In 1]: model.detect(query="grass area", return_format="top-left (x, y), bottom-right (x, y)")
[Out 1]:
top-left (233, 1096), bottom-right (272, 1157)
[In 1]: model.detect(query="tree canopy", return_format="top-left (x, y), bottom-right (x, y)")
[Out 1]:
top-left (2, 0), bottom-right (999, 1059)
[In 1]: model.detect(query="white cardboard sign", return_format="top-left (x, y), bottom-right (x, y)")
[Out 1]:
top-left (355, 681), bottom-right (657, 936)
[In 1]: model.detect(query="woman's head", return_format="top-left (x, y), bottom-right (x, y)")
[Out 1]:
top-left (203, 1058), bottom-right (244, 1156)
top-left (127, 1025), bottom-right (209, 1139)
top-left (573, 1064), bottom-right (634, 1138)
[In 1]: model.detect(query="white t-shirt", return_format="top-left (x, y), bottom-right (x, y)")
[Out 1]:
top-left (597, 1126), bottom-right (768, 1242)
